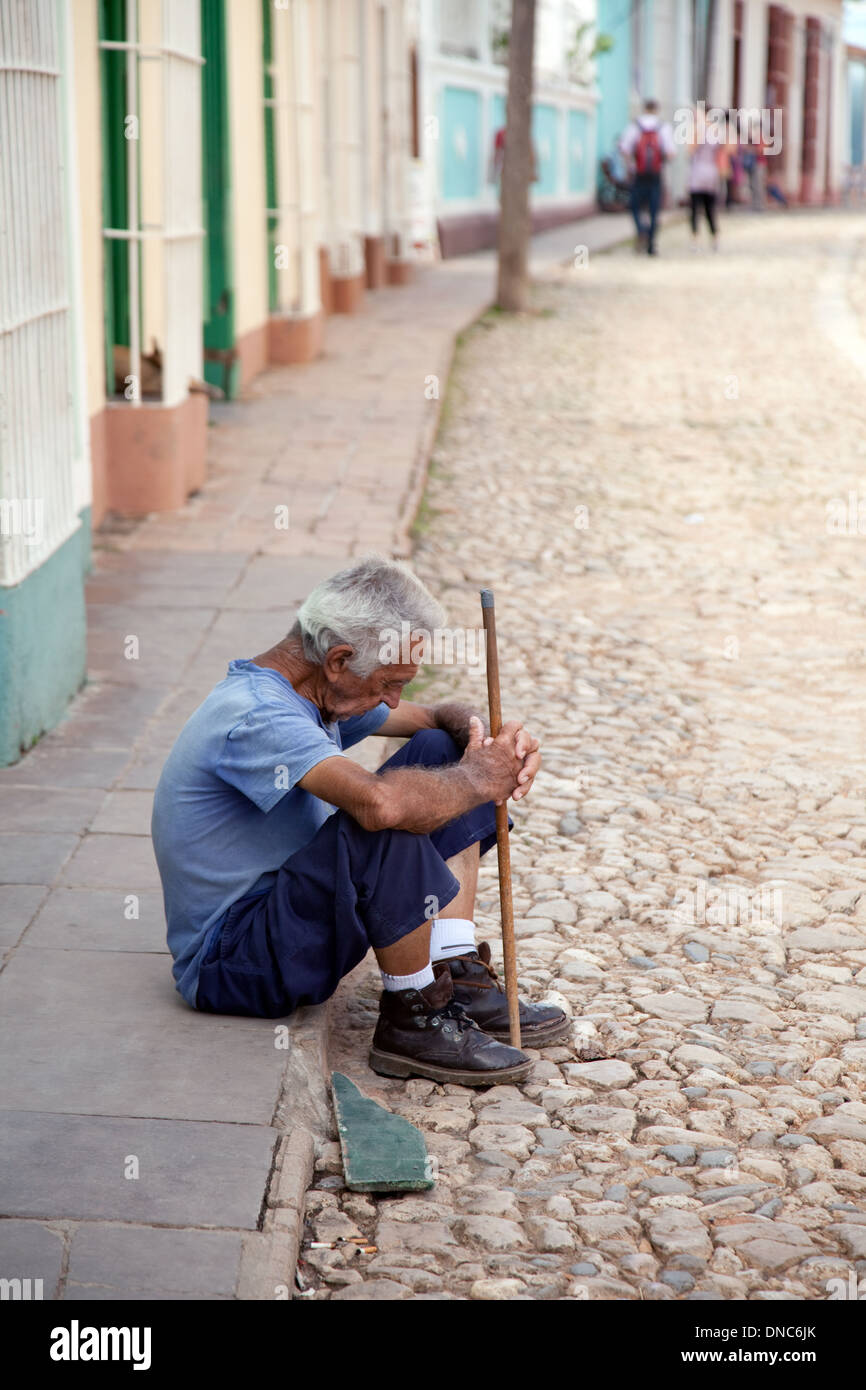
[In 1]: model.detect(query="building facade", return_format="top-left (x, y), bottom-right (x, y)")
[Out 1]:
top-left (411, 0), bottom-right (848, 258)
top-left (0, 0), bottom-right (415, 765)
top-left (595, 0), bottom-right (847, 206)
top-left (0, 0), bottom-right (92, 766)
top-left (412, 0), bottom-right (601, 256)
top-left (848, 41), bottom-right (866, 174)
top-left (726, 0), bottom-right (848, 205)
top-left (846, 0), bottom-right (866, 176)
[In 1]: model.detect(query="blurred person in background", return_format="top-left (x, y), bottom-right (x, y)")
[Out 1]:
top-left (720, 132), bottom-right (741, 207)
top-left (746, 124), bottom-right (768, 210)
top-left (688, 108), bottom-right (724, 249)
top-left (620, 98), bottom-right (676, 255)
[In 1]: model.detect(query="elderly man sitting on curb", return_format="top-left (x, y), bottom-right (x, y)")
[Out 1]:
top-left (152, 557), bottom-right (568, 1086)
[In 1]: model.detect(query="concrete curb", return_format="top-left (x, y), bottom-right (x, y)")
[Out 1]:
top-left (236, 1129), bottom-right (315, 1300)
top-left (392, 296), bottom-right (488, 559)
top-left (236, 1000), bottom-right (333, 1300)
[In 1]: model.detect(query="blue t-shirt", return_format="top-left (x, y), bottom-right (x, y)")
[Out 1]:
top-left (152, 658), bottom-right (389, 1005)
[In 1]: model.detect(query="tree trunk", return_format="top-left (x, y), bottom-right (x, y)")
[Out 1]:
top-left (496, 0), bottom-right (537, 312)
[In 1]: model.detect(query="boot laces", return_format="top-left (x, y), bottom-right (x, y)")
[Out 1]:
top-left (433, 998), bottom-right (476, 1032)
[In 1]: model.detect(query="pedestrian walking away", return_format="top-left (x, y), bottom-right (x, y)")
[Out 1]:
top-left (620, 98), bottom-right (676, 255)
top-left (746, 124), bottom-right (768, 210)
top-left (688, 111), bottom-right (723, 247)
top-left (151, 558), bottom-right (568, 1089)
top-left (720, 134), bottom-right (740, 207)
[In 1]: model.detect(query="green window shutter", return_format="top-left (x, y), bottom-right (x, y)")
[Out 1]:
top-left (99, 0), bottom-right (129, 396)
top-left (201, 0), bottom-right (237, 395)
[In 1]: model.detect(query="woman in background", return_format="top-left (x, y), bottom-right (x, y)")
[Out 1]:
top-left (688, 111), bottom-right (724, 248)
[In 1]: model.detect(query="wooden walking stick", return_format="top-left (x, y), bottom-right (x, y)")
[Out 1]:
top-left (480, 589), bottom-right (521, 1049)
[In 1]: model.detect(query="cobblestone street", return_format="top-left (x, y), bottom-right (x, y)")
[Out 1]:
top-left (303, 211), bottom-right (866, 1302)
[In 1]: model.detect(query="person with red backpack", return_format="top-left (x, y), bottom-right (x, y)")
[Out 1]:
top-left (619, 99), bottom-right (675, 255)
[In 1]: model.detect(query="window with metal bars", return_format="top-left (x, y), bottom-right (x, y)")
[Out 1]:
top-left (98, 0), bottom-right (205, 406)
top-left (99, 0), bottom-right (134, 399)
top-left (262, 0), bottom-right (279, 315)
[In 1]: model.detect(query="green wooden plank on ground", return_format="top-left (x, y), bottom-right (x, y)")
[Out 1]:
top-left (331, 1073), bottom-right (435, 1193)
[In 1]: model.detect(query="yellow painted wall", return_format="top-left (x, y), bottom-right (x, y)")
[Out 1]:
top-left (227, 0), bottom-right (268, 337)
top-left (70, 0), bottom-right (105, 420)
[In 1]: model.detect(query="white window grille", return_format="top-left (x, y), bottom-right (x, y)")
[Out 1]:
top-left (0, 0), bottom-right (79, 587)
top-left (328, 0), bottom-right (364, 276)
top-left (99, 0), bottom-right (204, 410)
top-left (267, 0), bottom-right (319, 315)
top-left (381, 0), bottom-right (410, 261)
top-left (264, 9), bottom-right (289, 310)
top-left (319, 0), bottom-right (335, 255)
top-left (291, 0), bottom-right (320, 315)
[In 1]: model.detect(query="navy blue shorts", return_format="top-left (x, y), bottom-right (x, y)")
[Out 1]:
top-left (194, 729), bottom-right (504, 1018)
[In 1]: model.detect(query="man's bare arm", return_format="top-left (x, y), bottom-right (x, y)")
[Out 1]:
top-left (430, 701), bottom-right (488, 749)
top-left (299, 718), bottom-right (523, 834)
top-left (374, 698), bottom-right (540, 799)
top-left (373, 701), bottom-right (437, 739)
top-left (375, 699), bottom-right (486, 748)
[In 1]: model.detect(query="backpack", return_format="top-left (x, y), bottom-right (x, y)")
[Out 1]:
top-left (635, 125), bottom-right (662, 176)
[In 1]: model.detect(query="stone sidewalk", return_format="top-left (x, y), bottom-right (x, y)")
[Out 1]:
top-left (0, 210), bottom-right (644, 1301)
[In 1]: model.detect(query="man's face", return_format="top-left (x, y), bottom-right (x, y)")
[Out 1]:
top-left (321, 654), bottom-right (419, 722)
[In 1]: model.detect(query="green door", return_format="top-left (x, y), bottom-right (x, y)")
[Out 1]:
top-left (201, 0), bottom-right (237, 396)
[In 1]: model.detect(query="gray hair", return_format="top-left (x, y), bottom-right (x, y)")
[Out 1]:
top-left (290, 556), bottom-right (446, 678)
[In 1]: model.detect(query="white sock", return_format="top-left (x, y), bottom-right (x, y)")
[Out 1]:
top-left (430, 918), bottom-right (476, 962)
top-left (380, 962), bottom-right (435, 993)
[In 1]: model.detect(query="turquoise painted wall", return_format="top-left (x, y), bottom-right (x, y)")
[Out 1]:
top-left (532, 103), bottom-right (559, 195)
top-left (468, 90), bottom-right (592, 202)
top-left (567, 108), bottom-right (591, 192)
top-left (596, 0), bottom-right (632, 162)
top-left (0, 513), bottom-right (89, 765)
top-left (851, 60), bottom-right (865, 166)
top-left (488, 92), bottom-right (565, 199)
top-left (441, 85), bottom-right (482, 200)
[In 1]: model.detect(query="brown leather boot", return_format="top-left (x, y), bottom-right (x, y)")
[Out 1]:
top-left (442, 942), bottom-right (570, 1046)
top-left (369, 965), bottom-right (531, 1086)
